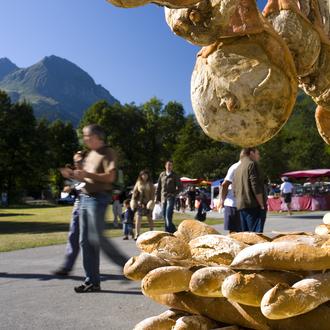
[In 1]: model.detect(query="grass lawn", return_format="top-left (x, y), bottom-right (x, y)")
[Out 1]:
top-left (0, 205), bottom-right (223, 252)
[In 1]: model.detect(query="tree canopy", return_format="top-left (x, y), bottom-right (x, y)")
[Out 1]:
top-left (0, 88), bottom-right (329, 203)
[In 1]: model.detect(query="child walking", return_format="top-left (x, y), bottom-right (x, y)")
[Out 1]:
top-left (122, 199), bottom-right (134, 240)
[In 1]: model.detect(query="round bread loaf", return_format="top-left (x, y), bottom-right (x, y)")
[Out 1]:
top-left (175, 219), bottom-right (220, 243)
top-left (323, 212), bottom-right (330, 225)
top-left (229, 232), bottom-right (271, 245)
top-left (134, 310), bottom-right (188, 330)
top-left (173, 314), bottom-right (218, 330)
top-left (263, 0), bottom-right (321, 76)
top-left (189, 234), bottom-right (247, 265)
top-left (136, 231), bottom-right (174, 253)
top-left (315, 105), bottom-right (330, 144)
top-left (142, 266), bottom-right (193, 295)
top-left (151, 235), bottom-right (192, 261)
top-left (165, 0), bottom-right (253, 46)
top-left (315, 224), bottom-right (330, 236)
top-left (221, 270), bottom-right (301, 306)
top-left (301, 43), bottom-right (330, 108)
top-left (123, 252), bottom-right (169, 281)
top-left (191, 19), bottom-right (297, 146)
top-left (231, 241), bottom-right (330, 271)
top-left (189, 266), bottom-right (235, 297)
top-left (261, 271), bottom-right (330, 319)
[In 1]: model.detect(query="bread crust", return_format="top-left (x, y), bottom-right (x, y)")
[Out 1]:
top-left (189, 266), bottom-right (235, 297)
top-left (231, 241), bottom-right (330, 271)
top-left (123, 252), bottom-right (169, 281)
top-left (142, 266), bottom-right (193, 295)
top-left (261, 271), bottom-right (330, 319)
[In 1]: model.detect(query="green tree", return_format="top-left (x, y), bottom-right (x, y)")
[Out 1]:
top-left (47, 120), bottom-right (79, 195)
top-left (0, 93), bottom-right (41, 201)
top-left (172, 115), bottom-right (239, 179)
top-left (259, 92), bottom-right (330, 181)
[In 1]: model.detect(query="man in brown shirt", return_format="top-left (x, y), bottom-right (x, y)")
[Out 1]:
top-left (233, 148), bottom-right (266, 233)
top-left (66, 124), bottom-right (127, 292)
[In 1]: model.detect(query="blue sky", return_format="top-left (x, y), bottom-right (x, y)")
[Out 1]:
top-left (0, 0), bottom-right (267, 114)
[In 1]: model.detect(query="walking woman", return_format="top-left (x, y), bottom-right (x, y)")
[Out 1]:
top-left (131, 169), bottom-right (155, 240)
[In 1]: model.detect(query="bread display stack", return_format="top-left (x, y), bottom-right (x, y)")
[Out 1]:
top-left (123, 219), bottom-right (330, 329)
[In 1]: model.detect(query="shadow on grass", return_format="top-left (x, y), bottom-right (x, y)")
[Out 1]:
top-left (106, 221), bottom-right (165, 230)
top-left (0, 221), bottom-right (70, 234)
top-left (0, 213), bottom-right (34, 217)
top-left (4, 204), bottom-right (59, 209)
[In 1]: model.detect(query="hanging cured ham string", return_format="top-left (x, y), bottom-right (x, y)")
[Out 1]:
top-left (107, 0), bottom-right (330, 147)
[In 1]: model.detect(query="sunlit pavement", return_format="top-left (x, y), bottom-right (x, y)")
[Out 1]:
top-left (0, 210), bottom-right (327, 329)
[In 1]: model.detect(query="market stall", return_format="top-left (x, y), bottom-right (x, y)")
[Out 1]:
top-left (267, 169), bottom-right (330, 211)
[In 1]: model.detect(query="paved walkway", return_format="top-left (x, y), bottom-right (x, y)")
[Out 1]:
top-left (0, 210), bottom-right (327, 329)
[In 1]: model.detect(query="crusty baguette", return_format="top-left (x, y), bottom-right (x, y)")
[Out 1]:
top-left (144, 291), bottom-right (271, 329)
top-left (189, 235), bottom-right (247, 266)
top-left (221, 271), bottom-right (301, 306)
top-left (322, 238), bottom-right (330, 248)
top-left (271, 231), bottom-right (311, 239)
top-left (142, 266), bottom-right (193, 295)
top-left (173, 314), bottom-right (218, 330)
top-left (145, 291), bottom-right (330, 329)
top-left (175, 220), bottom-right (220, 243)
top-left (272, 234), bottom-right (327, 246)
top-left (323, 212), bottom-right (330, 225)
top-left (134, 310), bottom-right (188, 330)
top-left (315, 224), bottom-right (330, 236)
top-left (189, 266), bottom-right (235, 297)
top-left (123, 252), bottom-right (169, 281)
top-left (231, 241), bottom-right (330, 271)
top-left (229, 232), bottom-right (271, 245)
top-left (211, 327), bottom-right (241, 330)
top-left (261, 271), bottom-right (330, 319)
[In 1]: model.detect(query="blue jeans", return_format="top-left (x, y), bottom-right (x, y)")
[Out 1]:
top-left (79, 193), bottom-right (128, 285)
top-left (123, 223), bottom-right (133, 236)
top-left (63, 202), bottom-right (80, 271)
top-left (240, 207), bottom-right (266, 233)
top-left (162, 196), bottom-right (176, 233)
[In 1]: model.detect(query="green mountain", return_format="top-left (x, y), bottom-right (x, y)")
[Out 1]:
top-left (0, 55), bottom-right (118, 125)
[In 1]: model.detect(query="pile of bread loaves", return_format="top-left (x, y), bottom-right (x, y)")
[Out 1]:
top-left (124, 218), bottom-right (330, 329)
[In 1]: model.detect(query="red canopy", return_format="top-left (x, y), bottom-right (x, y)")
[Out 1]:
top-left (281, 169), bottom-right (330, 179)
top-left (180, 177), bottom-right (200, 184)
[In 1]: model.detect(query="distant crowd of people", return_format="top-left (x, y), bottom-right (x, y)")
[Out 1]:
top-left (52, 124), bottom-right (294, 293)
